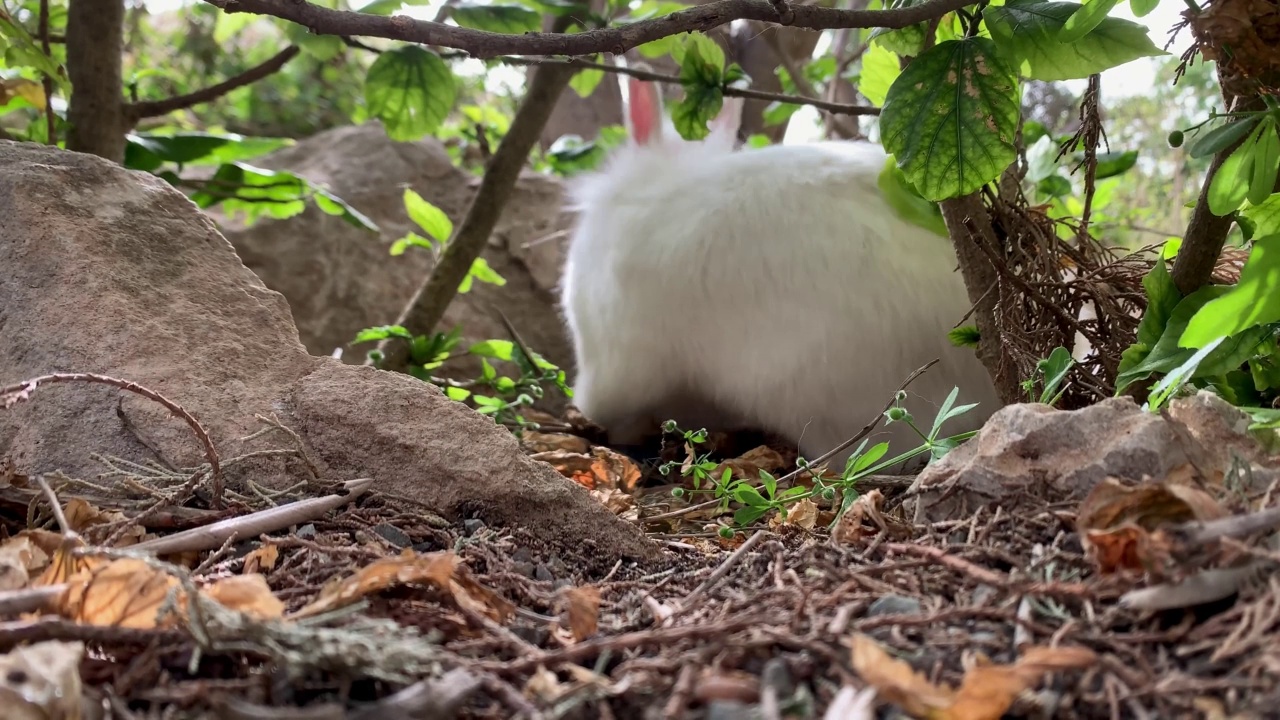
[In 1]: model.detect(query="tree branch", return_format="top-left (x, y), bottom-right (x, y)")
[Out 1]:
top-left (940, 193), bottom-right (1023, 404)
top-left (502, 56), bottom-right (879, 116)
top-left (201, 0), bottom-right (978, 59)
top-left (125, 45), bottom-right (301, 122)
top-left (1170, 95), bottom-right (1259, 296)
top-left (374, 18), bottom-right (580, 371)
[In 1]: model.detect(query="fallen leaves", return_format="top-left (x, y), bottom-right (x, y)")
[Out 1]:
top-left (848, 633), bottom-right (1097, 720)
top-left (292, 549), bottom-right (513, 622)
top-left (536, 445), bottom-right (642, 494)
top-left (1076, 465), bottom-right (1231, 576)
top-left (53, 556), bottom-right (283, 627)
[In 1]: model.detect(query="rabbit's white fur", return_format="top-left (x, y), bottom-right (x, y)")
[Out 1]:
top-left (560, 76), bottom-right (1000, 469)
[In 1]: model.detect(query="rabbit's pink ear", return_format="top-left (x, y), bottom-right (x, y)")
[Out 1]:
top-left (710, 95), bottom-right (744, 139)
top-left (626, 76), bottom-right (663, 146)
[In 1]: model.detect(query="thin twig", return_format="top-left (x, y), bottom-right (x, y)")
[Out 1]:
top-left (126, 46), bottom-right (301, 121)
top-left (498, 56), bottom-right (879, 116)
top-left (1, 373), bottom-right (224, 506)
top-left (38, 0), bottom-right (55, 144)
top-left (671, 529), bottom-right (768, 619)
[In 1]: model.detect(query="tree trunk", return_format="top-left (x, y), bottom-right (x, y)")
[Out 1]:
top-left (940, 193), bottom-right (1024, 404)
top-left (66, 0), bottom-right (126, 163)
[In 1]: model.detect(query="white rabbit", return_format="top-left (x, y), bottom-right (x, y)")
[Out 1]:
top-left (559, 75), bottom-right (1001, 471)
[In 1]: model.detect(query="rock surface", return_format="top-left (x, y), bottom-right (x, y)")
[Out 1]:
top-left (0, 140), bottom-right (655, 565)
top-left (207, 122), bottom-right (575, 390)
top-left (908, 394), bottom-right (1276, 523)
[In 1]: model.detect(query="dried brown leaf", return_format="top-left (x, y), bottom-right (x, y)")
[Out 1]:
top-left (562, 585), bottom-right (600, 641)
top-left (778, 497), bottom-right (819, 530)
top-left (242, 544), bottom-right (280, 574)
top-left (1077, 473), bottom-right (1228, 572)
top-left (522, 431), bottom-right (589, 454)
top-left (850, 634), bottom-right (1096, 720)
top-left (203, 574), bottom-right (285, 619)
top-left (537, 447), bottom-right (642, 492)
top-left (849, 633), bottom-right (951, 716)
top-left (291, 550), bottom-right (512, 622)
top-left (57, 557), bottom-right (179, 628)
top-left (0, 640), bottom-right (84, 720)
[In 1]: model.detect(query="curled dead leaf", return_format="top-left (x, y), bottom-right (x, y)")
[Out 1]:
top-left (850, 633), bottom-right (1096, 720)
top-left (242, 544), bottom-right (280, 574)
top-left (832, 490), bottom-right (893, 545)
top-left (777, 497), bottom-right (818, 530)
top-left (1077, 473), bottom-right (1228, 574)
top-left (0, 640), bottom-right (84, 720)
top-left (536, 447), bottom-right (641, 492)
top-left (291, 550), bottom-right (513, 622)
top-left (561, 585), bottom-right (601, 641)
top-left (202, 574), bottom-right (285, 619)
top-left (61, 499), bottom-right (144, 543)
top-left (714, 446), bottom-right (787, 483)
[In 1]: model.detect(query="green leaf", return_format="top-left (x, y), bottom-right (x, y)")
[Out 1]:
top-left (1058, 0), bottom-right (1121, 44)
top-left (390, 232), bottom-right (435, 256)
top-left (313, 187), bottom-right (380, 232)
top-left (365, 45), bottom-right (457, 141)
top-left (469, 340), bottom-right (516, 361)
top-left (285, 23), bottom-right (345, 61)
top-left (857, 42), bottom-right (900, 108)
top-left (125, 132), bottom-right (292, 171)
top-left (1189, 115), bottom-right (1262, 159)
top-left (1037, 174), bottom-right (1073, 197)
top-left (1117, 286), bottom-right (1272, 390)
top-left (458, 257), bottom-right (507, 293)
top-left (733, 505), bottom-right (771, 526)
top-left (985, 1), bottom-right (1164, 82)
top-left (446, 386), bottom-right (473, 401)
top-left (867, 0), bottom-right (929, 55)
top-left (0, 13), bottom-right (67, 92)
top-left (451, 3), bottom-right (542, 34)
top-left (570, 64), bottom-right (605, 98)
top-left (1182, 234), bottom-right (1280, 348)
top-left (1118, 255), bottom-right (1180, 377)
top-left (352, 325), bottom-right (413, 344)
top-left (847, 441), bottom-right (890, 476)
top-left (732, 485), bottom-right (769, 507)
top-left (876, 156), bottom-right (949, 237)
top-left (403, 189), bottom-right (453, 242)
top-left (1092, 150), bottom-right (1139, 179)
top-left (880, 38), bottom-right (1020, 201)
top-left (1249, 120), bottom-right (1280, 206)
top-left (672, 32), bottom-right (725, 70)
top-left (948, 325), bottom-right (981, 347)
top-left (1244, 192), bottom-right (1280, 238)
top-left (1208, 130), bottom-right (1259, 216)
top-left (1130, 0), bottom-right (1159, 16)
top-left (214, 11), bottom-right (260, 43)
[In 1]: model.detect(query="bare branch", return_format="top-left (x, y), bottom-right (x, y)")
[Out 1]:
top-left (200, 0), bottom-right (978, 59)
top-left (126, 45), bottom-right (301, 122)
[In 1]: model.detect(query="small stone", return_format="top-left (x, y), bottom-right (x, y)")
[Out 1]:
top-left (295, 524), bottom-right (317, 540)
top-left (463, 519), bottom-right (485, 535)
top-left (372, 523), bottom-right (411, 548)
top-left (867, 595), bottom-right (923, 617)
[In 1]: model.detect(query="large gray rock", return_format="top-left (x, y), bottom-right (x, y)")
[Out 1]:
top-left (908, 394), bottom-right (1276, 523)
top-left (0, 140), bottom-right (655, 566)
top-left (208, 123), bottom-right (575, 392)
